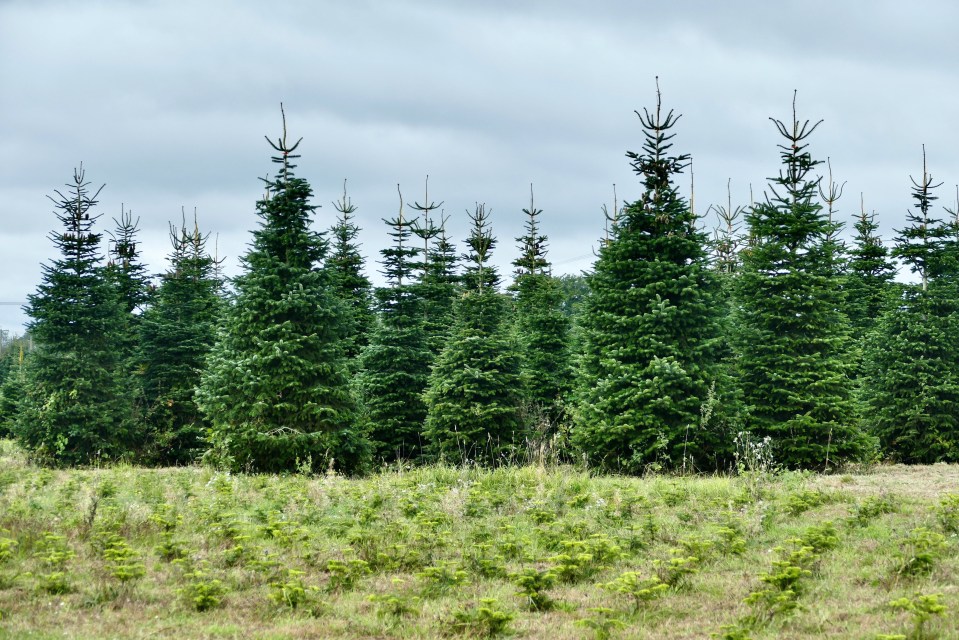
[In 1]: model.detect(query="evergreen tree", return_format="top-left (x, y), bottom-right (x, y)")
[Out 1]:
top-left (735, 97), bottom-right (867, 469)
top-left (423, 204), bottom-right (524, 466)
top-left (863, 150), bottom-right (959, 463)
top-left (510, 188), bottom-right (572, 434)
top-left (138, 217), bottom-right (223, 464)
top-left (104, 208), bottom-right (153, 441)
top-left (16, 166), bottom-right (131, 464)
top-left (0, 339), bottom-right (29, 438)
top-left (411, 179), bottom-right (460, 357)
top-left (357, 188), bottom-right (432, 462)
top-left (844, 201), bottom-right (897, 395)
top-left (105, 209), bottom-right (152, 316)
top-left (327, 181), bottom-right (374, 366)
top-left (573, 87), bottom-right (727, 473)
top-left (197, 109), bottom-right (368, 474)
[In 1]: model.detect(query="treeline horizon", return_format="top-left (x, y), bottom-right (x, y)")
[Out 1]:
top-left (1, 93), bottom-right (957, 473)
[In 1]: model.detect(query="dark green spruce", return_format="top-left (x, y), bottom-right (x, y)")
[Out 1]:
top-left (357, 189), bottom-right (432, 463)
top-left (138, 217), bottom-right (223, 464)
top-left (510, 188), bottom-right (572, 437)
top-left (574, 87), bottom-right (726, 473)
top-left (16, 167), bottom-right (132, 465)
top-left (735, 98), bottom-right (867, 469)
top-left (197, 110), bottom-right (368, 474)
top-left (423, 204), bottom-right (524, 466)
top-left (327, 181), bottom-right (374, 368)
top-left (862, 150), bottom-right (959, 463)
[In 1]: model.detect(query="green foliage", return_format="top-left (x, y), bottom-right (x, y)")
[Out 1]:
top-left (888, 593), bottom-right (946, 640)
top-left (449, 598), bottom-right (514, 638)
top-left (268, 568), bottom-right (319, 609)
top-left (179, 567), bottom-right (226, 611)
top-left (849, 494), bottom-right (900, 527)
top-left (326, 557), bottom-right (370, 592)
top-left (935, 493), bottom-right (959, 533)
top-left (895, 527), bottom-right (947, 578)
top-left (844, 207), bottom-right (896, 353)
top-left (575, 86), bottom-right (728, 473)
top-left (33, 532), bottom-right (75, 594)
top-left (16, 167), bottom-right (132, 465)
top-left (510, 567), bottom-right (556, 611)
top-left (416, 561), bottom-right (469, 597)
top-left (423, 204), bottom-right (524, 466)
top-left (576, 607), bottom-right (627, 640)
top-left (102, 533), bottom-right (146, 582)
top-left (510, 192), bottom-right (573, 434)
top-left (357, 196), bottom-right (431, 462)
top-left (734, 100), bottom-right (867, 469)
top-left (328, 182), bottom-right (374, 367)
top-left (369, 583), bottom-right (420, 620)
top-left (197, 115), bottom-right (368, 474)
top-left (139, 219), bottom-right (223, 464)
top-left (654, 551), bottom-right (699, 588)
top-left (601, 571), bottom-right (667, 611)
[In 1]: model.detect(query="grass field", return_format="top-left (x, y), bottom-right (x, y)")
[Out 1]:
top-left (0, 439), bottom-right (957, 639)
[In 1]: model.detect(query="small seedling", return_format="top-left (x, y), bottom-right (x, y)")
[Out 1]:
top-left (601, 571), bottom-right (668, 611)
top-left (449, 598), bottom-right (514, 638)
top-left (889, 592), bottom-right (946, 639)
top-left (179, 568), bottom-right (226, 611)
top-left (510, 567), bottom-right (556, 611)
top-left (576, 607), bottom-right (626, 640)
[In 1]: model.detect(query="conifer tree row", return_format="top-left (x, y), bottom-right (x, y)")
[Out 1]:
top-left (197, 107), bottom-right (368, 473)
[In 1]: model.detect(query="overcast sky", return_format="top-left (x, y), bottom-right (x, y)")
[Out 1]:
top-left (2, 0), bottom-right (958, 334)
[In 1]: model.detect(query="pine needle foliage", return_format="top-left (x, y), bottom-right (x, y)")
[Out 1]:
top-left (197, 109), bottom-right (368, 474)
top-left (423, 204), bottom-right (524, 466)
top-left (16, 166), bottom-right (132, 464)
top-left (735, 96), bottom-right (867, 469)
top-left (357, 189), bottom-right (432, 463)
top-left (574, 84), bottom-right (726, 473)
top-left (510, 188), bottom-right (572, 432)
top-left (845, 205), bottom-right (896, 344)
top-left (328, 181), bottom-right (374, 367)
top-left (138, 217), bottom-right (223, 464)
top-left (863, 150), bottom-right (959, 463)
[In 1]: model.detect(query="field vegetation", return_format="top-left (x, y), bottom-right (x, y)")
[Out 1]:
top-left (0, 441), bottom-right (956, 639)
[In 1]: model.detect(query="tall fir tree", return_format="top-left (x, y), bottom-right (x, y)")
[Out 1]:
top-left (197, 109), bottom-right (368, 473)
top-left (104, 208), bottom-right (153, 442)
top-left (845, 202), bottom-right (896, 343)
top-left (411, 179), bottom-right (460, 358)
top-left (863, 150), bottom-right (959, 463)
top-left (16, 166), bottom-right (132, 464)
top-left (423, 204), bottom-right (524, 466)
top-left (735, 97), bottom-right (867, 469)
top-left (573, 86), bottom-right (727, 473)
top-left (0, 339), bottom-right (29, 438)
top-left (138, 216), bottom-right (223, 464)
top-left (357, 188), bottom-right (432, 462)
top-left (327, 181), bottom-right (374, 367)
top-left (510, 188), bottom-right (572, 435)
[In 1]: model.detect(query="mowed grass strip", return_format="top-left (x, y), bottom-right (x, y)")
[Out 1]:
top-left (0, 440), bottom-right (957, 639)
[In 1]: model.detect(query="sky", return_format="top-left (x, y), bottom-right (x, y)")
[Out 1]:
top-left (2, 0), bottom-right (958, 335)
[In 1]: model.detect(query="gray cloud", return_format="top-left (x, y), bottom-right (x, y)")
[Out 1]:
top-left (2, 0), bottom-right (958, 333)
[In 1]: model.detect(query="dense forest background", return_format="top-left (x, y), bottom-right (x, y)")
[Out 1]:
top-left (2, 93), bottom-right (957, 474)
